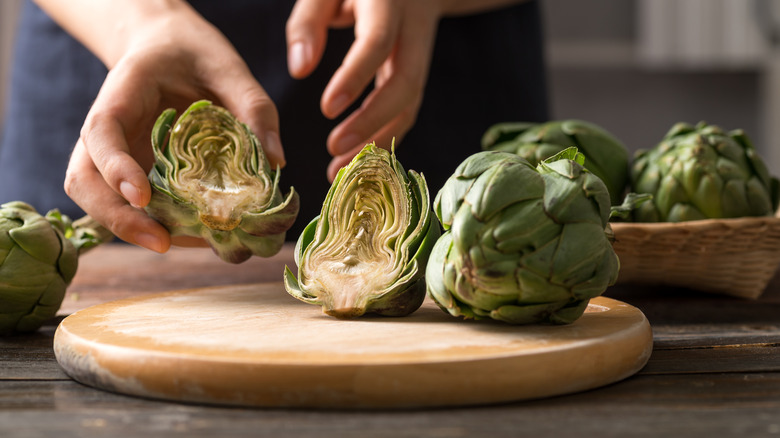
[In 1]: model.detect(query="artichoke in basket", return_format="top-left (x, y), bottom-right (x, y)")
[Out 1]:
top-left (0, 202), bottom-right (109, 335)
top-left (284, 143), bottom-right (440, 318)
top-left (630, 121), bottom-right (779, 222)
top-left (145, 100), bottom-right (299, 263)
top-left (481, 119), bottom-right (629, 205)
top-left (426, 148), bottom-right (619, 325)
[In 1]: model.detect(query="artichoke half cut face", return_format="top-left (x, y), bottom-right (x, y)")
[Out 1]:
top-left (146, 100), bottom-right (299, 263)
top-left (284, 143), bottom-right (440, 318)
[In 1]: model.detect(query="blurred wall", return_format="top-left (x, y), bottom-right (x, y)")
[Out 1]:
top-left (543, 0), bottom-right (773, 172)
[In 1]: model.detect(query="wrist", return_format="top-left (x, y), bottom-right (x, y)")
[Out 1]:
top-left (34, 0), bottom-right (194, 68)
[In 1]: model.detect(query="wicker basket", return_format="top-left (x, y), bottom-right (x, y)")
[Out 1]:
top-left (610, 214), bottom-right (780, 299)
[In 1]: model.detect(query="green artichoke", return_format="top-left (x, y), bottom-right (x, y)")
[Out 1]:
top-left (630, 121), bottom-right (779, 222)
top-left (426, 148), bottom-right (619, 325)
top-left (0, 202), bottom-right (106, 335)
top-left (145, 100), bottom-right (299, 263)
top-left (284, 143), bottom-right (440, 318)
top-left (482, 119), bottom-right (629, 205)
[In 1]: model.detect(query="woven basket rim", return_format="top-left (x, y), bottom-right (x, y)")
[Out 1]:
top-left (610, 214), bottom-right (780, 232)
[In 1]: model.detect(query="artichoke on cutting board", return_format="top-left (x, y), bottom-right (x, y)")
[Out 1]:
top-left (284, 143), bottom-right (440, 318)
top-left (426, 148), bottom-right (619, 325)
top-left (145, 100), bottom-right (299, 263)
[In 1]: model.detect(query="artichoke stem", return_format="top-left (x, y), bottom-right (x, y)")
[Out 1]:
top-left (72, 215), bottom-right (114, 255)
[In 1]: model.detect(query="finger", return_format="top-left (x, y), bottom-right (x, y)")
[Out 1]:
top-left (65, 139), bottom-right (172, 253)
top-left (286, 0), bottom-right (343, 79)
top-left (325, 105), bottom-right (416, 183)
top-left (80, 108), bottom-right (153, 210)
top-left (320, 0), bottom-right (401, 119)
top-left (327, 10), bottom-right (437, 156)
top-left (326, 143), bottom-right (365, 182)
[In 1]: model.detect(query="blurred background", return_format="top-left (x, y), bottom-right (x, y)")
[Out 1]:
top-left (2, 0), bottom-right (780, 172)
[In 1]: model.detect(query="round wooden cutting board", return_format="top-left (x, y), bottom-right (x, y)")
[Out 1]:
top-left (54, 283), bottom-right (653, 409)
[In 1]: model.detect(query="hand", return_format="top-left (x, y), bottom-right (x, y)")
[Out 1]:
top-left (286, 0), bottom-right (442, 181)
top-left (59, 2), bottom-right (284, 253)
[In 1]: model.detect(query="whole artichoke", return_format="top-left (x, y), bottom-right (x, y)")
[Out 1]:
top-left (284, 143), bottom-right (440, 318)
top-left (426, 148), bottom-right (619, 325)
top-left (145, 100), bottom-right (299, 263)
top-left (482, 119), bottom-right (629, 205)
top-left (631, 121), bottom-right (779, 222)
top-left (0, 202), bottom-right (105, 335)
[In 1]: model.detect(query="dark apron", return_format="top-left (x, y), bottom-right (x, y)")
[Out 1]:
top-left (0, 0), bottom-right (548, 239)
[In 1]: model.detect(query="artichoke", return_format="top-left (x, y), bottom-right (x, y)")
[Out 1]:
top-left (631, 121), bottom-right (779, 222)
top-left (0, 202), bottom-right (107, 335)
top-left (482, 119), bottom-right (629, 205)
top-left (426, 148), bottom-right (619, 325)
top-left (145, 100), bottom-right (299, 263)
top-left (284, 143), bottom-right (440, 318)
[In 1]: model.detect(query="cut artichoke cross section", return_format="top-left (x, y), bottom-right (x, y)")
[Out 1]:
top-left (284, 143), bottom-right (440, 318)
top-left (146, 100), bottom-right (298, 263)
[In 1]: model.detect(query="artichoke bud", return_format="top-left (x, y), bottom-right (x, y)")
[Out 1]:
top-left (481, 119), bottom-right (629, 205)
top-left (0, 202), bottom-right (107, 335)
top-left (145, 100), bottom-right (299, 263)
top-left (630, 121), bottom-right (779, 222)
top-left (284, 143), bottom-right (440, 318)
top-left (426, 148), bottom-right (619, 325)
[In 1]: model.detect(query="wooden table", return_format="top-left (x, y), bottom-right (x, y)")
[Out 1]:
top-left (3, 243), bottom-right (780, 437)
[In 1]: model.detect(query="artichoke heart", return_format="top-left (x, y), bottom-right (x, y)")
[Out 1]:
top-left (145, 100), bottom-right (299, 263)
top-left (426, 148), bottom-right (619, 325)
top-left (284, 143), bottom-right (440, 318)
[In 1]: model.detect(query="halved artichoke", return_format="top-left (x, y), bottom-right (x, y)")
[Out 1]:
top-left (284, 143), bottom-right (440, 318)
top-left (145, 100), bottom-right (299, 263)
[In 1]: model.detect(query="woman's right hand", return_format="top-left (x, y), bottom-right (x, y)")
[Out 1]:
top-left (35, 0), bottom-right (285, 253)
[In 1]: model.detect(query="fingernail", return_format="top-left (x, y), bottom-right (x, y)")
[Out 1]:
top-left (134, 232), bottom-right (164, 253)
top-left (265, 131), bottom-right (286, 168)
top-left (334, 133), bottom-right (361, 155)
top-left (120, 181), bottom-right (142, 208)
top-left (326, 93), bottom-right (351, 119)
top-left (288, 42), bottom-right (308, 77)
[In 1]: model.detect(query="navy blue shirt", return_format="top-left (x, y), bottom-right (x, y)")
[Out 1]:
top-left (0, 0), bottom-right (548, 239)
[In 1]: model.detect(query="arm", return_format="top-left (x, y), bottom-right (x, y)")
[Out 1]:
top-left (33, 0), bottom-right (284, 253)
top-left (286, 0), bottom-right (530, 180)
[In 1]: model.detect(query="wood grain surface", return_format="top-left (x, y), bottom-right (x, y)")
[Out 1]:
top-left (4, 243), bottom-right (780, 437)
top-left (53, 282), bottom-right (652, 409)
